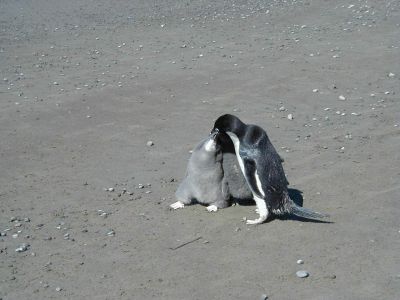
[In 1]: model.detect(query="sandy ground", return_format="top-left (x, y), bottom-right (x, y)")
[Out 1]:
top-left (1, 0), bottom-right (400, 299)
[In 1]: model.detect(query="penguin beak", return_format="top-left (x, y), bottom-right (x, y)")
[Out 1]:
top-left (209, 130), bottom-right (218, 139)
top-left (210, 127), bottom-right (219, 134)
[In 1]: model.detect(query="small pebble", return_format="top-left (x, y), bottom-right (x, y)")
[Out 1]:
top-left (279, 106), bottom-right (286, 111)
top-left (287, 114), bottom-right (293, 120)
top-left (146, 141), bottom-right (154, 147)
top-left (260, 294), bottom-right (268, 300)
top-left (312, 89), bottom-right (319, 93)
top-left (338, 95), bottom-right (346, 101)
top-left (297, 259), bottom-right (304, 265)
top-left (15, 243), bottom-right (29, 252)
top-left (55, 287), bottom-right (62, 292)
top-left (388, 72), bottom-right (395, 78)
top-left (296, 270), bottom-right (309, 278)
top-left (107, 230), bottom-right (115, 236)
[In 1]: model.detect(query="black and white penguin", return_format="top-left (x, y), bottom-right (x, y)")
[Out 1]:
top-left (212, 114), bottom-right (328, 224)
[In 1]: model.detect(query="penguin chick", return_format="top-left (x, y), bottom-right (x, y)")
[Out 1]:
top-left (171, 132), bottom-right (252, 212)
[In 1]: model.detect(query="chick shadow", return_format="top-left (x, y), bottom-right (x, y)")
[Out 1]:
top-left (234, 188), bottom-right (332, 224)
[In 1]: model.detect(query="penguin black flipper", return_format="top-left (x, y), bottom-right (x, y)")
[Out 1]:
top-left (241, 157), bottom-right (264, 199)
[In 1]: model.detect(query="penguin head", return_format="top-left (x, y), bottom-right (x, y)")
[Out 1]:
top-left (203, 131), bottom-right (221, 153)
top-left (191, 132), bottom-right (223, 166)
top-left (211, 114), bottom-right (244, 135)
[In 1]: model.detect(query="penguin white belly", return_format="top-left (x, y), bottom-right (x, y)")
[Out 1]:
top-left (226, 132), bottom-right (269, 225)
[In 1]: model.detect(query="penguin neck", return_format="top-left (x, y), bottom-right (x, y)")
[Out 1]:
top-left (226, 131), bottom-right (246, 175)
top-left (226, 132), bottom-right (241, 155)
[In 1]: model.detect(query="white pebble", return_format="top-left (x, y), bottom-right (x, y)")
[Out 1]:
top-left (260, 294), bottom-right (268, 300)
top-left (15, 243), bottom-right (29, 252)
top-left (312, 89), bottom-right (318, 93)
top-left (297, 259), bottom-right (304, 264)
top-left (287, 114), bottom-right (293, 120)
top-left (338, 95), bottom-right (346, 101)
top-left (388, 72), bottom-right (395, 78)
top-left (296, 270), bottom-right (309, 278)
top-left (146, 141), bottom-right (154, 147)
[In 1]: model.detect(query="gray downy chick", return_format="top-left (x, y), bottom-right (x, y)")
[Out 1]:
top-left (171, 132), bottom-right (252, 212)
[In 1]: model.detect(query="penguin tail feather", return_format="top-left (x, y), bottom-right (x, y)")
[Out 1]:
top-left (290, 203), bottom-right (329, 220)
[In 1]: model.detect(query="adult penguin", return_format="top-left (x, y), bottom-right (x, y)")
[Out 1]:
top-left (212, 114), bottom-right (328, 224)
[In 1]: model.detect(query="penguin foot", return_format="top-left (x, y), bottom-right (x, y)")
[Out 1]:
top-left (170, 201), bottom-right (185, 210)
top-left (206, 205), bottom-right (218, 212)
top-left (246, 215), bottom-right (268, 225)
top-left (248, 197), bottom-right (269, 224)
